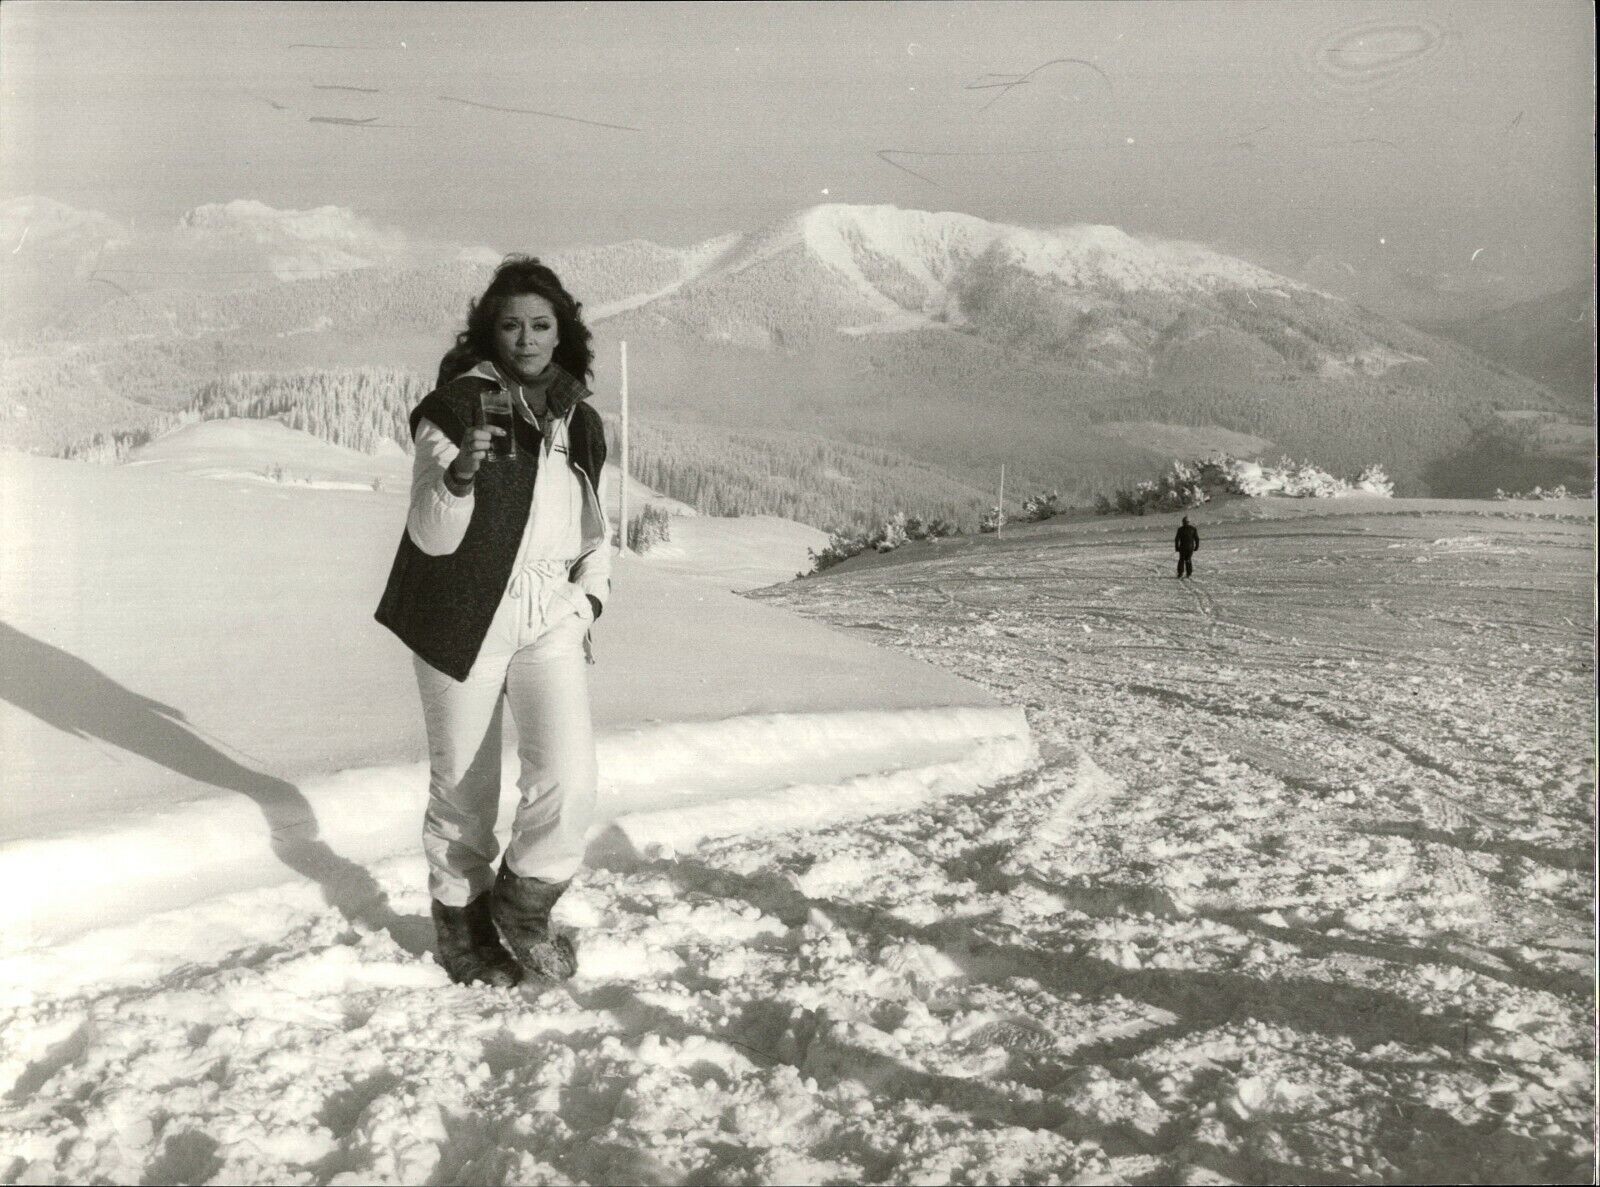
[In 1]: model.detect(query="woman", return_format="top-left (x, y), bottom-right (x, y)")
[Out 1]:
top-left (375, 256), bottom-right (610, 988)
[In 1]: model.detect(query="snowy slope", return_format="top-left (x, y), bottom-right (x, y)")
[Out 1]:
top-left (1, 491), bottom-right (1590, 1184)
top-left (0, 452), bottom-right (1002, 844)
top-left (626, 514), bottom-right (829, 592)
top-left (1, 447), bottom-right (1024, 955)
top-left (126, 418), bottom-right (410, 489)
top-left (126, 417), bottom-right (695, 521)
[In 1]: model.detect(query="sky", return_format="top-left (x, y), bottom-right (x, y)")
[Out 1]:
top-left (1, 0), bottom-right (1593, 299)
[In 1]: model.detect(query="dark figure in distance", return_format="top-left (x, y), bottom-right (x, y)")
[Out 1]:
top-left (1175, 516), bottom-right (1200, 579)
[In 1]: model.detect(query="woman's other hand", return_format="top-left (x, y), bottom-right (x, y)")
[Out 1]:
top-left (445, 426), bottom-right (504, 491)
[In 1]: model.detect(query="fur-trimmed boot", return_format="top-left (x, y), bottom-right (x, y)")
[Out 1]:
top-left (431, 895), bottom-right (523, 988)
top-left (491, 863), bottom-right (578, 982)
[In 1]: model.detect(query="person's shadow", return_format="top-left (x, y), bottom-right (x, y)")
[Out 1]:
top-left (0, 620), bottom-right (429, 955)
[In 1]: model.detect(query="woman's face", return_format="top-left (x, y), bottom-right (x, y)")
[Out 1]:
top-left (492, 293), bottom-right (560, 384)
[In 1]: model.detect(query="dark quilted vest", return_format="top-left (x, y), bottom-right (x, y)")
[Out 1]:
top-left (374, 367), bottom-right (607, 681)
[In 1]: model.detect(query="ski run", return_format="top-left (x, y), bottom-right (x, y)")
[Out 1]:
top-left (2, 490), bottom-right (1594, 1185)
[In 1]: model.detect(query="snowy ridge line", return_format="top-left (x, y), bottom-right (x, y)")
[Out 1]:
top-left (3, 705), bottom-right (1031, 951)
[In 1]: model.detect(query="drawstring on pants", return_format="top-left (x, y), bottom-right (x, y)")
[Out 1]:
top-left (506, 560), bottom-right (573, 640)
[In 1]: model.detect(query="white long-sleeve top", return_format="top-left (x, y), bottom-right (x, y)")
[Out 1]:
top-left (405, 362), bottom-right (611, 611)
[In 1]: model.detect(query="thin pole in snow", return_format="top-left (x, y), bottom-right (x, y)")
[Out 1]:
top-left (618, 339), bottom-right (629, 553)
top-left (997, 463), bottom-right (1005, 538)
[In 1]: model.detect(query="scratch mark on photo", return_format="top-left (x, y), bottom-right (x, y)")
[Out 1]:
top-left (966, 58), bottom-right (1113, 113)
top-left (438, 96), bottom-right (642, 132)
top-left (87, 275), bottom-right (132, 298)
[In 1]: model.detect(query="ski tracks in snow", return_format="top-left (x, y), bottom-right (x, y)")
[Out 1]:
top-left (2, 503), bottom-right (1592, 1185)
top-left (753, 504), bottom-right (1594, 1183)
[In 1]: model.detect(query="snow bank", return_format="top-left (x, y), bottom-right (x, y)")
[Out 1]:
top-left (0, 453), bottom-right (997, 842)
top-left (591, 725), bottom-right (1035, 866)
top-left (3, 706), bottom-right (1031, 951)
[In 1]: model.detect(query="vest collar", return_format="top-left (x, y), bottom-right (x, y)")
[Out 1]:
top-left (465, 359), bottom-right (589, 422)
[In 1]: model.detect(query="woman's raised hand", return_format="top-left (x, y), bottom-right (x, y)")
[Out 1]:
top-left (447, 425), bottom-right (504, 487)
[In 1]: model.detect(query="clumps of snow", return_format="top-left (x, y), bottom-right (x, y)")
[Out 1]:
top-left (980, 490), bottom-right (1065, 533)
top-left (1226, 456), bottom-right (1396, 499)
top-left (1496, 484), bottom-right (1591, 501)
top-left (805, 511), bottom-right (959, 574)
top-left (1097, 454), bottom-right (1395, 515)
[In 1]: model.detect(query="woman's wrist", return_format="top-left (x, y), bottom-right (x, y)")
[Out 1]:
top-left (443, 462), bottom-right (475, 496)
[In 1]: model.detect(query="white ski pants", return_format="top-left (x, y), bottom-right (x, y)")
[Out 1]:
top-left (414, 561), bottom-right (596, 906)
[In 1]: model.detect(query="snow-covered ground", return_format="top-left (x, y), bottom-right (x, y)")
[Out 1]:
top-left (753, 496), bottom-right (1595, 1182)
top-left (627, 514), bottom-right (829, 593)
top-left (0, 447), bottom-right (967, 843)
top-left (2, 453), bottom-right (1593, 1183)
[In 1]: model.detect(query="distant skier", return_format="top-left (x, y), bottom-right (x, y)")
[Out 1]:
top-left (1174, 515), bottom-right (1200, 579)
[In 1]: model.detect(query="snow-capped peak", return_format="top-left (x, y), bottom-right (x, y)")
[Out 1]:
top-left (173, 200), bottom-right (409, 282)
top-left (666, 204), bottom-right (1308, 339)
top-left (793, 203), bottom-right (1302, 298)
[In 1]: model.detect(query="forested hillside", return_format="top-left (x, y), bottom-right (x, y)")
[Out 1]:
top-left (586, 320), bottom-right (1558, 499)
top-left (609, 418), bottom-right (991, 531)
top-left (60, 369), bottom-right (427, 464)
top-left (57, 366), bottom-right (991, 531)
top-left (1424, 281), bottom-right (1596, 408)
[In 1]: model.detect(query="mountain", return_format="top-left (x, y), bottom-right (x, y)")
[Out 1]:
top-left (1422, 281), bottom-right (1595, 408)
top-left (166, 199), bottom-right (413, 282)
top-left (1285, 253), bottom-right (1539, 326)
top-left (0, 197), bottom-right (131, 337)
top-left (2, 201), bottom-right (1576, 498)
top-left (0, 196), bottom-right (487, 339)
top-left (609, 204), bottom-right (1415, 371)
top-left (587, 205), bottom-right (1565, 494)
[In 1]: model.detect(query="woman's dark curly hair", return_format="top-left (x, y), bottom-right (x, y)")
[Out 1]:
top-left (436, 255), bottom-right (593, 387)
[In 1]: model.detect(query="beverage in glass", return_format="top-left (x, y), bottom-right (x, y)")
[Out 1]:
top-left (479, 389), bottom-right (516, 459)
